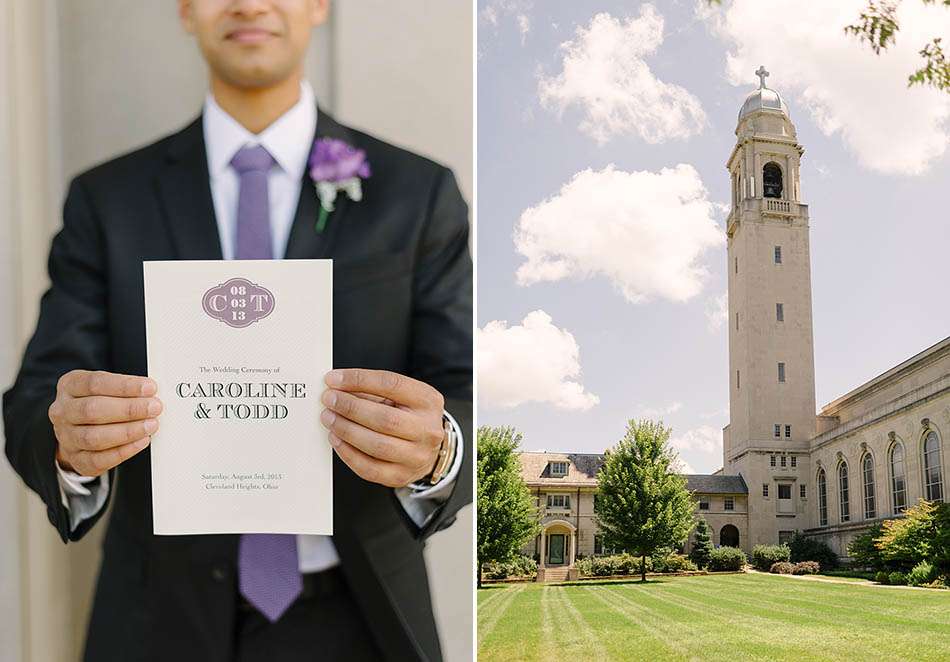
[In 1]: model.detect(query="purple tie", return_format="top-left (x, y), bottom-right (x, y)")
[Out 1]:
top-left (231, 144), bottom-right (302, 622)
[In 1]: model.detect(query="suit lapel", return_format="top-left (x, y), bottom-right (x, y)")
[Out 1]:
top-left (155, 117), bottom-right (223, 260)
top-left (283, 108), bottom-right (355, 260)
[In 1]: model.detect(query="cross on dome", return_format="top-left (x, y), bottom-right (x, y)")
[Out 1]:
top-left (755, 65), bottom-right (769, 89)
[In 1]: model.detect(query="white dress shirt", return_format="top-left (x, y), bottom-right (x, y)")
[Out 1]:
top-left (56, 80), bottom-right (462, 573)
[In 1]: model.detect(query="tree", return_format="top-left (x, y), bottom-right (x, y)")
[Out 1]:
top-left (875, 499), bottom-right (950, 570)
top-left (689, 517), bottom-right (714, 569)
top-left (847, 523), bottom-right (886, 570)
top-left (594, 419), bottom-right (695, 581)
top-left (705, 0), bottom-right (950, 93)
top-left (476, 426), bottom-right (539, 588)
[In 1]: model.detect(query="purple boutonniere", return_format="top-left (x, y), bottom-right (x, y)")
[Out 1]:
top-left (307, 137), bottom-right (371, 233)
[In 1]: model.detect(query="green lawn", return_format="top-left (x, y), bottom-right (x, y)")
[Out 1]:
top-left (477, 573), bottom-right (950, 661)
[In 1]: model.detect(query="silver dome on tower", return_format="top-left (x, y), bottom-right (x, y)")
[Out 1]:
top-left (738, 65), bottom-right (789, 121)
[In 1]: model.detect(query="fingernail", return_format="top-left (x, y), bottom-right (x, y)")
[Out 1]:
top-left (321, 390), bottom-right (337, 408)
top-left (134, 437), bottom-right (151, 450)
top-left (147, 399), bottom-right (162, 416)
top-left (328, 433), bottom-right (341, 448)
top-left (320, 409), bottom-right (336, 428)
top-left (144, 419), bottom-right (159, 433)
top-left (325, 370), bottom-right (343, 387)
top-left (141, 379), bottom-right (157, 396)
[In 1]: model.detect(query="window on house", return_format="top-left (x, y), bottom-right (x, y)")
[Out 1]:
top-left (776, 303), bottom-right (784, 322)
top-left (770, 455), bottom-right (776, 467)
top-left (594, 535), bottom-right (603, 556)
top-left (699, 499), bottom-right (710, 511)
top-left (890, 441), bottom-right (906, 514)
top-left (735, 257), bottom-right (738, 274)
top-left (800, 484), bottom-right (806, 499)
top-left (778, 484), bottom-right (791, 499)
top-left (737, 370), bottom-right (740, 390)
top-left (736, 312), bottom-right (739, 331)
top-left (546, 494), bottom-right (571, 509)
top-left (778, 362), bottom-right (786, 383)
top-left (923, 431), bottom-right (944, 502)
top-left (774, 424), bottom-right (781, 438)
top-left (549, 461), bottom-right (568, 477)
top-left (791, 455), bottom-right (797, 467)
top-left (724, 497), bottom-right (735, 511)
top-left (779, 530), bottom-right (794, 545)
top-left (862, 453), bottom-right (876, 520)
top-left (818, 469), bottom-right (828, 526)
top-left (781, 455), bottom-right (787, 468)
top-left (762, 484), bottom-right (769, 497)
top-left (785, 425), bottom-right (792, 439)
top-left (839, 463), bottom-right (850, 523)
top-left (774, 245), bottom-right (782, 264)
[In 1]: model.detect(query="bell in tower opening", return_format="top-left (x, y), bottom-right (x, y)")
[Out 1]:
top-left (763, 162), bottom-right (783, 199)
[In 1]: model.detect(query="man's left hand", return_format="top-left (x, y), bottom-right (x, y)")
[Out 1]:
top-left (320, 369), bottom-right (445, 488)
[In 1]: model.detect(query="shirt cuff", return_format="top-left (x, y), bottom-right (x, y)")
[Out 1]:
top-left (55, 459), bottom-right (110, 532)
top-left (393, 410), bottom-right (464, 528)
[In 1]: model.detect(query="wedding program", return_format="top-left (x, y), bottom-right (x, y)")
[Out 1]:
top-left (143, 259), bottom-right (333, 535)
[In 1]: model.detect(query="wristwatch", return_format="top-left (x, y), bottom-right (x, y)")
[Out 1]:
top-left (410, 414), bottom-right (458, 490)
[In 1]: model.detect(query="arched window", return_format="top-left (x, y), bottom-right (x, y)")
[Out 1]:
top-left (817, 468), bottom-right (828, 526)
top-left (763, 162), bottom-right (783, 199)
top-left (923, 430), bottom-right (944, 502)
top-left (889, 441), bottom-right (906, 514)
top-left (838, 462), bottom-right (850, 523)
top-left (862, 453), bottom-right (876, 520)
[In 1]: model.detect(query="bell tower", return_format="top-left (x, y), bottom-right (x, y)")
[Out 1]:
top-left (723, 67), bottom-right (817, 546)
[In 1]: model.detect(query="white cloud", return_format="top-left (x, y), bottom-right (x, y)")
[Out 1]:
top-left (670, 425), bottom-right (722, 455)
top-left (514, 164), bottom-right (724, 303)
top-left (477, 310), bottom-right (599, 410)
top-left (538, 6), bottom-right (706, 144)
top-left (637, 401), bottom-right (683, 420)
top-left (480, 0), bottom-right (532, 44)
top-left (671, 455), bottom-right (697, 475)
top-left (705, 292), bottom-right (728, 332)
top-left (705, 0), bottom-right (950, 175)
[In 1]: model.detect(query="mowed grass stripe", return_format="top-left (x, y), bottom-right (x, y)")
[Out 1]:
top-left (736, 573), bottom-right (950, 621)
top-left (477, 584), bottom-right (524, 646)
top-left (551, 586), bottom-right (610, 660)
top-left (647, 580), bottom-right (904, 662)
top-left (683, 575), bottom-right (950, 637)
top-left (625, 582), bottom-right (815, 662)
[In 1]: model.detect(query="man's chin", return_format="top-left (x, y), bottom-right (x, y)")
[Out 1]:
top-left (217, 65), bottom-right (293, 91)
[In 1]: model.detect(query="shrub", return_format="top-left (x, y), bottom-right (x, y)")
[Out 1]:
top-left (770, 561), bottom-right (795, 574)
top-left (792, 561), bottom-right (820, 575)
top-left (752, 544), bottom-right (791, 571)
top-left (874, 570), bottom-right (890, 584)
top-left (888, 571), bottom-right (907, 586)
top-left (847, 524), bottom-right (886, 570)
top-left (578, 553), bottom-right (647, 577)
top-left (907, 561), bottom-right (936, 587)
top-left (788, 532), bottom-right (838, 570)
top-left (652, 553), bottom-right (696, 573)
top-left (708, 546), bottom-right (747, 572)
top-left (481, 554), bottom-right (537, 580)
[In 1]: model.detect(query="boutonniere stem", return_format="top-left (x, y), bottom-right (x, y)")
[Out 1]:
top-left (308, 138), bottom-right (371, 234)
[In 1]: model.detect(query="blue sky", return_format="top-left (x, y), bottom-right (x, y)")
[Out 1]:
top-left (475, 0), bottom-right (950, 473)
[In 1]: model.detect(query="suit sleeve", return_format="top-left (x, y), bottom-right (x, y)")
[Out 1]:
top-left (407, 166), bottom-right (473, 541)
top-left (2, 176), bottom-right (115, 543)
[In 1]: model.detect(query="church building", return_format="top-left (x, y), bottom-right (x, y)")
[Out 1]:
top-left (518, 68), bottom-right (949, 581)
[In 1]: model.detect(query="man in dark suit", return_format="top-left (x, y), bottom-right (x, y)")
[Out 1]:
top-left (1, 1), bottom-right (471, 660)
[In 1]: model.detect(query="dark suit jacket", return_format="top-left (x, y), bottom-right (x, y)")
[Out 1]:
top-left (2, 108), bottom-right (472, 662)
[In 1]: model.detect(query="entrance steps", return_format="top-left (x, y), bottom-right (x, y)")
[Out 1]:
top-left (537, 567), bottom-right (576, 583)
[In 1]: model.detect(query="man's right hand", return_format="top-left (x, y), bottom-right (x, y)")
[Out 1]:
top-left (48, 370), bottom-right (162, 477)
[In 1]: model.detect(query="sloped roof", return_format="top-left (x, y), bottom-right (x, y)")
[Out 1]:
top-left (684, 474), bottom-right (748, 494)
top-left (517, 452), bottom-right (748, 495)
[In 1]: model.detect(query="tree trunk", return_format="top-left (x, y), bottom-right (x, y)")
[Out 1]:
top-left (641, 554), bottom-right (646, 582)
top-left (477, 560), bottom-right (482, 589)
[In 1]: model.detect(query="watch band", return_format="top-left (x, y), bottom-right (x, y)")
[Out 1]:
top-left (410, 414), bottom-right (457, 490)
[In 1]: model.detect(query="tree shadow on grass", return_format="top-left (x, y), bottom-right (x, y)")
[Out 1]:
top-left (557, 577), bottom-right (675, 588)
top-left (478, 584), bottom-right (515, 592)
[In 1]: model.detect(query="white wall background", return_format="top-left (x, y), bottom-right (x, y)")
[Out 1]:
top-left (0, 1), bottom-right (473, 660)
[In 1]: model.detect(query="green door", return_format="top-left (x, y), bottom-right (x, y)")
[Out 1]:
top-left (548, 534), bottom-right (565, 565)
